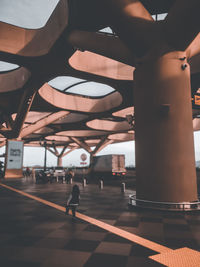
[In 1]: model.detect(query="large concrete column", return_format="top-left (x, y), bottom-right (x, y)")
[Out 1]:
top-left (134, 52), bottom-right (198, 205)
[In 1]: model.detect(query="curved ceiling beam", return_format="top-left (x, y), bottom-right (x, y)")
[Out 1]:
top-left (46, 147), bottom-right (58, 157)
top-left (92, 137), bottom-right (114, 156)
top-left (20, 111), bottom-right (69, 139)
top-left (56, 130), bottom-right (109, 137)
top-left (69, 51), bottom-right (134, 80)
top-left (70, 137), bottom-right (92, 153)
top-left (163, 0), bottom-right (200, 52)
top-left (102, 0), bottom-right (155, 57)
top-left (34, 127), bottom-right (53, 135)
top-left (67, 30), bottom-right (135, 66)
top-left (0, 0), bottom-right (68, 56)
top-left (46, 135), bottom-right (71, 143)
top-left (39, 83), bottom-right (123, 113)
top-left (112, 107), bottom-right (134, 118)
top-left (15, 111), bottom-right (51, 123)
top-left (0, 72), bottom-right (50, 139)
top-left (186, 34), bottom-right (200, 59)
top-left (87, 119), bottom-right (131, 132)
top-left (0, 67), bottom-right (30, 93)
top-left (46, 145), bottom-right (68, 157)
top-left (9, 75), bottom-right (47, 138)
top-left (108, 132), bottom-right (134, 141)
top-left (100, 1), bottom-right (200, 60)
top-left (0, 89), bottom-right (36, 138)
top-left (62, 147), bottom-right (77, 158)
top-left (52, 113), bottom-right (88, 124)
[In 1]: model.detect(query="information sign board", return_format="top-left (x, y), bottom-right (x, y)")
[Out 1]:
top-left (6, 140), bottom-right (23, 169)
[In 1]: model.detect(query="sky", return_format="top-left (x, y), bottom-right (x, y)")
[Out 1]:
top-left (1, 131), bottom-right (200, 168)
top-left (23, 131), bottom-right (200, 167)
top-left (22, 140), bottom-right (136, 168)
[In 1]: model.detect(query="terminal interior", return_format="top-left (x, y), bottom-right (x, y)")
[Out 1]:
top-left (0, 1), bottom-right (200, 266)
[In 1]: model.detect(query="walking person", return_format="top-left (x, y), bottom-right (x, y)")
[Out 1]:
top-left (65, 184), bottom-right (80, 218)
top-left (66, 170), bottom-right (73, 184)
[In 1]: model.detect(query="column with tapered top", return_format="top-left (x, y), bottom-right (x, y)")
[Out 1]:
top-left (133, 51), bottom-right (199, 209)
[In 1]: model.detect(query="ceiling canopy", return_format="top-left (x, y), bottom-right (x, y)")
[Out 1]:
top-left (0, 0), bottom-right (199, 156)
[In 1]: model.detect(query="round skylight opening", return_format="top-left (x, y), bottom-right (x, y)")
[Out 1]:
top-left (48, 76), bottom-right (115, 97)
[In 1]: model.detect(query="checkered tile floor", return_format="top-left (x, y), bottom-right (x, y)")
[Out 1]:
top-left (0, 178), bottom-right (199, 266)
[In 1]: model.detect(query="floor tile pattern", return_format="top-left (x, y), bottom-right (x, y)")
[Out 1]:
top-left (0, 177), bottom-right (200, 266)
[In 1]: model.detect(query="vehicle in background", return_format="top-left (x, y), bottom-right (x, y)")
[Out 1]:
top-left (92, 154), bottom-right (126, 179)
top-left (53, 166), bottom-right (65, 176)
top-left (52, 166), bottom-right (65, 182)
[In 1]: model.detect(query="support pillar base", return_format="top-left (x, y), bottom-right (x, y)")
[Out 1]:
top-left (129, 194), bottom-right (200, 211)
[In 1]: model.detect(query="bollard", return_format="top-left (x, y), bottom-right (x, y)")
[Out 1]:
top-left (70, 178), bottom-right (72, 184)
top-left (56, 175), bottom-right (58, 183)
top-left (99, 180), bottom-right (103, 189)
top-left (82, 178), bottom-right (86, 187)
top-left (121, 182), bottom-right (125, 193)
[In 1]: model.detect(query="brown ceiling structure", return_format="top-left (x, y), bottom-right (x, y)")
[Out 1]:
top-left (0, 0), bottom-right (200, 157)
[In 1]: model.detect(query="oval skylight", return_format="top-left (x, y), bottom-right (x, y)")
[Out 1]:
top-left (0, 0), bottom-right (59, 29)
top-left (48, 76), bottom-right (115, 97)
top-left (48, 76), bottom-right (85, 91)
top-left (0, 61), bottom-right (19, 72)
top-left (67, 82), bottom-right (115, 97)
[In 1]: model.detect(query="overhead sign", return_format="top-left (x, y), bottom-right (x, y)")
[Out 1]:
top-left (6, 140), bottom-right (23, 169)
top-left (195, 95), bottom-right (200, 106)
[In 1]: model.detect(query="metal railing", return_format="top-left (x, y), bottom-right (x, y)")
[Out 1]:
top-left (129, 194), bottom-right (200, 211)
